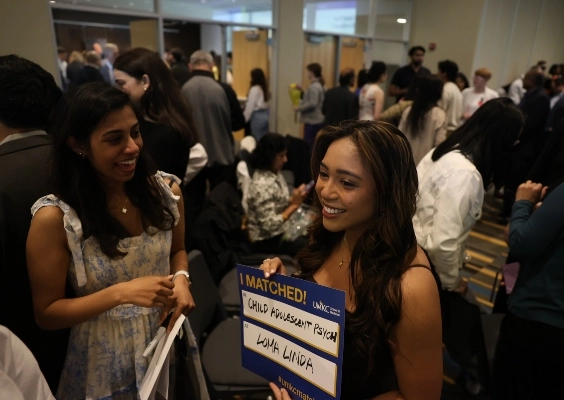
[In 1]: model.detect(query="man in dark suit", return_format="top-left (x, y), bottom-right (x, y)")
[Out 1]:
top-left (0, 55), bottom-right (69, 393)
top-left (322, 68), bottom-right (359, 126)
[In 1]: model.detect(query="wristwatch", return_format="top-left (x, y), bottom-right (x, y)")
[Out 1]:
top-left (172, 270), bottom-right (191, 285)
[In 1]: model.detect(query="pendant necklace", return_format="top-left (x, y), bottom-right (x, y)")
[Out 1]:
top-left (339, 233), bottom-right (351, 269)
top-left (121, 197), bottom-right (129, 214)
top-left (109, 197), bottom-right (129, 214)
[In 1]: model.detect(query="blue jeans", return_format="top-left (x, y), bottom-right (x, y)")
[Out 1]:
top-left (250, 109), bottom-right (269, 141)
top-left (304, 123), bottom-right (323, 151)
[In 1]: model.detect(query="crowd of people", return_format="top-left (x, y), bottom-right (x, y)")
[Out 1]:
top-left (1, 38), bottom-right (564, 400)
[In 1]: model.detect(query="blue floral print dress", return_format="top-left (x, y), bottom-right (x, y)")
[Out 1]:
top-left (31, 172), bottom-right (180, 400)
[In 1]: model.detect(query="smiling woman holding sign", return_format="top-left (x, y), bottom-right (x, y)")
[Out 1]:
top-left (262, 120), bottom-right (442, 400)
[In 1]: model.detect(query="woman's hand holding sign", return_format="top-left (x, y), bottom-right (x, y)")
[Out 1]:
top-left (270, 383), bottom-right (292, 400)
top-left (260, 257), bottom-right (287, 278)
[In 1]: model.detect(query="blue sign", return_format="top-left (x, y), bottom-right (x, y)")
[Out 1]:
top-left (237, 264), bottom-right (346, 399)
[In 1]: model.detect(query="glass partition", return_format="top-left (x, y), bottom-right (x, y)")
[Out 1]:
top-left (52, 8), bottom-right (158, 54)
top-left (373, 0), bottom-right (411, 41)
top-left (161, 0), bottom-right (273, 26)
top-left (52, 0), bottom-right (155, 12)
top-left (303, 0), bottom-right (370, 36)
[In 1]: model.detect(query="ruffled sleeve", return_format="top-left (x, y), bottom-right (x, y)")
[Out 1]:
top-left (154, 171), bottom-right (181, 226)
top-left (31, 195), bottom-right (88, 287)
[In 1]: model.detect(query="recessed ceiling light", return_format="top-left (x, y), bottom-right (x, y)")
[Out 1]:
top-left (397, 18), bottom-right (407, 24)
top-left (50, 0), bottom-right (55, 3)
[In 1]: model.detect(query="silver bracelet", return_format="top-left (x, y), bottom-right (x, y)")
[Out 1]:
top-left (172, 270), bottom-right (191, 285)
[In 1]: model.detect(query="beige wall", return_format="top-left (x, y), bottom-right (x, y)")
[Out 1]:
top-left (473, 0), bottom-right (564, 88)
top-left (410, 0), bottom-right (485, 76)
top-left (0, 0), bottom-right (59, 85)
top-left (410, 0), bottom-right (564, 90)
top-left (273, 0), bottom-right (304, 137)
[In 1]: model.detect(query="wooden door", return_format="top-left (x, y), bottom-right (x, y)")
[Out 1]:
top-left (302, 35), bottom-right (337, 90)
top-left (339, 37), bottom-right (365, 80)
top-left (232, 29), bottom-right (269, 98)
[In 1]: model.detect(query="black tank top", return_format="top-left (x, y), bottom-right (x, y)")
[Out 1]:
top-left (297, 264), bottom-right (432, 399)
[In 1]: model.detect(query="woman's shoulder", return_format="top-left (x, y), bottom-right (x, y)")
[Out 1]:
top-left (365, 83), bottom-right (382, 93)
top-left (32, 195), bottom-right (70, 217)
top-left (401, 248), bottom-right (438, 308)
top-left (310, 81), bottom-right (324, 91)
top-left (153, 171), bottom-right (182, 198)
top-left (250, 169), bottom-right (277, 184)
top-left (32, 199), bottom-right (65, 222)
top-left (431, 106), bottom-right (447, 119)
top-left (30, 197), bottom-right (67, 237)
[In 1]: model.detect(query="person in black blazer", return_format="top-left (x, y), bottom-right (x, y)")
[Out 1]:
top-left (322, 68), bottom-right (359, 126)
top-left (0, 55), bottom-right (69, 393)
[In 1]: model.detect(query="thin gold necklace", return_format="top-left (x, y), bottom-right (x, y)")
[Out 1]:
top-left (339, 233), bottom-right (350, 269)
top-left (109, 197), bottom-right (129, 214)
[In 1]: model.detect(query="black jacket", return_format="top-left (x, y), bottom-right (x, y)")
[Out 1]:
top-left (0, 134), bottom-right (69, 392)
top-left (518, 87), bottom-right (550, 158)
top-left (170, 63), bottom-right (191, 88)
top-left (76, 65), bottom-right (105, 86)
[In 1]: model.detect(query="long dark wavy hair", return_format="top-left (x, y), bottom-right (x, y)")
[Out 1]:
top-left (49, 82), bottom-right (176, 258)
top-left (113, 48), bottom-right (198, 149)
top-left (406, 75), bottom-right (444, 134)
top-left (250, 68), bottom-right (269, 102)
top-left (297, 120), bottom-right (419, 370)
top-left (432, 97), bottom-right (524, 189)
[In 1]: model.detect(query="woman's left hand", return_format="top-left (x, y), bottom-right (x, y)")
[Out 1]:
top-left (269, 382), bottom-right (292, 400)
top-left (161, 276), bottom-right (195, 333)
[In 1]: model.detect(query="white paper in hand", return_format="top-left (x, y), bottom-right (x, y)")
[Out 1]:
top-left (139, 314), bottom-right (186, 400)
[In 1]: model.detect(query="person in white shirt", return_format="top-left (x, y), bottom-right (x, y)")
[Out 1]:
top-left (437, 60), bottom-right (463, 134)
top-left (243, 68), bottom-right (269, 140)
top-left (507, 76), bottom-right (525, 105)
top-left (415, 97), bottom-right (523, 292)
top-left (0, 326), bottom-right (55, 400)
top-left (57, 46), bottom-right (68, 90)
top-left (414, 98), bottom-right (523, 392)
top-left (461, 68), bottom-right (499, 123)
top-left (358, 61), bottom-right (387, 120)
